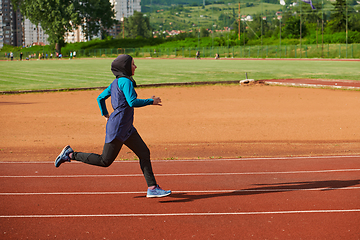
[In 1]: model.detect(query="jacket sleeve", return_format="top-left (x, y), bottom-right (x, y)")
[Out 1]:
top-left (97, 85), bottom-right (111, 116)
top-left (120, 79), bottom-right (154, 107)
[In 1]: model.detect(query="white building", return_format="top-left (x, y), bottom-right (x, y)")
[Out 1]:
top-left (111, 0), bottom-right (141, 20)
top-left (24, 19), bottom-right (49, 46)
top-left (64, 24), bottom-right (87, 43)
top-left (241, 15), bottom-right (253, 22)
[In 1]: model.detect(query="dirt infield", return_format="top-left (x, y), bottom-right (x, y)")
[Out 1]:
top-left (1, 82), bottom-right (360, 162)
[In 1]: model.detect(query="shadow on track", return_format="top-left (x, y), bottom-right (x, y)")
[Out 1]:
top-left (158, 179), bottom-right (360, 203)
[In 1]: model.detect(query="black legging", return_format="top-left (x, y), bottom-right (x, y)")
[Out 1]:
top-left (72, 130), bottom-right (157, 187)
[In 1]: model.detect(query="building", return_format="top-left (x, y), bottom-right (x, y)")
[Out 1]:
top-left (24, 19), bottom-right (49, 46)
top-left (1, 0), bottom-right (24, 47)
top-left (108, 0), bottom-right (141, 38)
top-left (13, 7), bottom-right (23, 46)
top-left (111, 0), bottom-right (141, 20)
top-left (0, 0), bottom-right (50, 47)
top-left (0, 0), bottom-right (3, 48)
top-left (64, 23), bottom-right (86, 43)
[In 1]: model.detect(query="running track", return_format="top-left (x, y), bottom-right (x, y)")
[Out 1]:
top-left (1, 156), bottom-right (359, 239)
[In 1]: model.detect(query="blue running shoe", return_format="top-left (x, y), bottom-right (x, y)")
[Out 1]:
top-left (55, 145), bottom-right (73, 168)
top-left (146, 185), bottom-right (171, 198)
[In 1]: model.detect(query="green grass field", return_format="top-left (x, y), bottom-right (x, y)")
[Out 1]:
top-left (0, 58), bottom-right (359, 92)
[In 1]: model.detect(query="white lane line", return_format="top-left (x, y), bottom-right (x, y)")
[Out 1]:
top-left (1, 187), bottom-right (359, 196)
top-left (1, 168), bottom-right (360, 178)
top-left (1, 209), bottom-right (360, 218)
top-left (0, 187), bottom-right (357, 196)
top-left (0, 155), bottom-right (359, 164)
top-left (0, 191), bottom-right (144, 196)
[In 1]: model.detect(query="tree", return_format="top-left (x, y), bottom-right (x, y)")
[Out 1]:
top-left (218, 13), bottom-right (235, 29)
top-left (349, 12), bottom-right (360, 32)
top-left (327, 0), bottom-right (347, 33)
top-left (301, 4), bottom-right (321, 23)
top-left (73, 0), bottom-right (117, 40)
top-left (246, 15), bottom-right (271, 40)
top-left (283, 16), bottom-right (307, 38)
top-left (200, 27), bottom-right (209, 37)
top-left (12, 0), bottom-right (116, 53)
top-left (12, 0), bottom-right (79, 53)
top-left (232, 19), bottom-right (247, 38)
top-left (284, 0), bottom-right (293, 7)
top-left (124, 11), bottom-right (152, 39)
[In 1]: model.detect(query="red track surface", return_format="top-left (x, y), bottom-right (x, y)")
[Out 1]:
top-left (1, 156), bottom-right (359, 239)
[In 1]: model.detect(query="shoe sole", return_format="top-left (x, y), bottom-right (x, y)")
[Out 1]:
top-left (146, 191), bottom-right (171, 198)
top-left (55, 145), bottom-right (70, 168)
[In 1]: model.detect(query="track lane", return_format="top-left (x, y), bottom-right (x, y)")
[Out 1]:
top-left (1, 155), bottom-right (360, 176)
top-left (0, 156), bottom-right (359, 239)
top-left (1, 212), bottom-right (359, 239)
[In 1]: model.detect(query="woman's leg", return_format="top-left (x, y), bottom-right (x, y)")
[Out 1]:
top-left (72, 138), bottom-right (123, 167)
top-left (124, 131), bottom-right (157, 187)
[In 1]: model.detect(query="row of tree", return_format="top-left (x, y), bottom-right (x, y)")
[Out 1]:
top-left (12, 0), bottom-right (117, 52)
top-left (148, 0), bottom-right (359, 43)
top-left (125, 0), bottom-right (359, 43)
top-left (126, 0), bottom-right (359, 40)
top-left (230, 0), bottom-right (360, 41)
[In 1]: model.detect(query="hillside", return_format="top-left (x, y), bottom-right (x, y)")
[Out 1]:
top-left (139, 0), bottom-right (347, 34)
top-left (146, 2), bottom-right (282, 32)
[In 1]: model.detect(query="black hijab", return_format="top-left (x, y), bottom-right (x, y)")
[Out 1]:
top-left (111, 54), bottom-right (137, 87)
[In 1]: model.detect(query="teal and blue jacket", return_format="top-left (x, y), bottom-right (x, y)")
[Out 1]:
top-left (97, 77), bottom-right (153, 143)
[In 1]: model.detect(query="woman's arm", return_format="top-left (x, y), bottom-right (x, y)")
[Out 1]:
top-left (120, 79), bottom-right (155, 107)
top-left (97, 85), bottom-right (111, 116)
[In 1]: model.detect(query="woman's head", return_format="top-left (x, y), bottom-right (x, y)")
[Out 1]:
top-left (111, 54), bottom-right (136, 78)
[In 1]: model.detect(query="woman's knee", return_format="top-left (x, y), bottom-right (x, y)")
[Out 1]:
top-left (137, 146), bottom-right (150, 160)
top-left (100, 158), bottom-right (114, 167)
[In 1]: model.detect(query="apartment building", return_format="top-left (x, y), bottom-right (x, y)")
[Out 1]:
top-left (108, 0), bottom-right (141, 37)
top-left (64, 23), bottom-right (87, 43)
top-left (0, 0), bottom-right (3, 48)
top-left (112, 0), bottom-right (141, 20)
top-left (1, 0), bottom-right (24, 46)
top-left (24, 19), bottom-right (49, 46)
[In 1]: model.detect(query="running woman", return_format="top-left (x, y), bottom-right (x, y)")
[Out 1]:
top-left (55, 54), bottom-right (171, 198)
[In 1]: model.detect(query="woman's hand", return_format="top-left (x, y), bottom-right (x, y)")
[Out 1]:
top-left (104, 114), bottom-right (110, 120)
top-left (151, 96), bottom-right (162, 106)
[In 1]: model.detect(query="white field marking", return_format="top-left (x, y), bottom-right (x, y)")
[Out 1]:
top-left (1, 209), bottom-right (360, 218)
top-left (1, 155), bottom-right (359, 164)
top-left (1, 168), bottom-right (360, 178)
top-left (265, 81), bottom-right (360, 90)
top-left (1, 187), bottom-right (360, 196)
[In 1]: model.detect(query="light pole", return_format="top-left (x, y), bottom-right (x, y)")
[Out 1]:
top-left (279, 15), bottom-right (282, 58)
top-left (300, 0), bottom-right (302, 58)
top-left (238, 2), bottom-right (241, 41)
top-left (322, 0), bottom-right (324, 58)
top-left (346, 0), bottom-right (348, 58)
top-left (121, 14), bottom-right (125, 39)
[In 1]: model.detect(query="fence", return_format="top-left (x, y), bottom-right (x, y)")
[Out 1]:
top-left (1, 44), bottom-right (359, 60)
